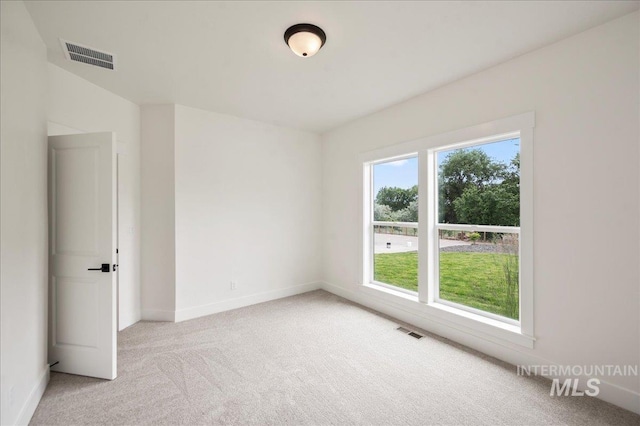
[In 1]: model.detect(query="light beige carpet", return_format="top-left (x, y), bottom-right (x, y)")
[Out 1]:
top-left (31, 290), bottom-right (639, 425)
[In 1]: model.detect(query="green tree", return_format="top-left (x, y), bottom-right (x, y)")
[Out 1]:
top-left (501, 153), bottom-right (520, 193)
top-left (444, 151), bottom-right (520, 226)
top-left (376, 185), bottom-right (417, 212)
top-left (438, 149), bottom-right (506, 224)
top-left (453, 185), bottom-right (519, 226)
top-left (374, 203), bottom-right (400, 221)
top-left (396, 200), bottom-right (418, 222)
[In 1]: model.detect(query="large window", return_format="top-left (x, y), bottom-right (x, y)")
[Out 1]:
top-left (362, 113), bottom-right (533, 344)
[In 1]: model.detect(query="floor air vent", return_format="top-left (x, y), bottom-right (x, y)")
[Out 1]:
top-left (60, 39), bottom-right (116, 70)
top-left (396, 326), bottom-right (423, 339)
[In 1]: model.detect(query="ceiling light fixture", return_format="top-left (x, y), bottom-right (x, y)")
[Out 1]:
top-left (284, 23), bottom-right (326, 58)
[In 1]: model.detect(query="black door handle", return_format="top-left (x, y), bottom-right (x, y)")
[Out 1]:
top-left (88, 263), bottom-right (110, 272)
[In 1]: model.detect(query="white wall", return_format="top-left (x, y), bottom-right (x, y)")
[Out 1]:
top-left (140, 104), bottom-right (322, 320)
top-left (321, 12), bottom-right (639, 413)
top-left (140, 105), bottom-right (176, 320)
top-left (0, 2), bottom-right (49, 424)
top-left (47, 64), bottom-right (142, 330)
top-left (173, 105), bottom-right (322, 319)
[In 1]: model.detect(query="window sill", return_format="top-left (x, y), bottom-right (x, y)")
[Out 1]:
top-left (361, 282), bottom-right (535, 349)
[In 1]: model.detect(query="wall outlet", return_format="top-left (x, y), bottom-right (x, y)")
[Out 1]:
top-left (230, 281), bottom-right (237, 290)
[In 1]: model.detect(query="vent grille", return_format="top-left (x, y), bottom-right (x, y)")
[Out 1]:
top-left (396, 326), bottom-right (423, 339)
top-left (66, 43), bottom-right (113, 62)
top-left (69, 53), bottom-right (114, 70)
top-left (60, 39), bottom-right (116, 70)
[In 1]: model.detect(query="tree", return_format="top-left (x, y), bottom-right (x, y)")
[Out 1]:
top-left (396, 200), bottom-right (418, 222)
top-left (438, 149), bottom-right (506, 224)
top-left (376, 185), bottom-right (417, 212)
top-left (374, 203), bottom-right (400, 221)
top-left (501, 153), bottom-right (520, 193)
top-left (453, 184), bottom-right (519, 226)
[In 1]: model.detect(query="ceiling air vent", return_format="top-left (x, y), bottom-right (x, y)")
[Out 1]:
top-left (60, 39), bottom-right (116, 70)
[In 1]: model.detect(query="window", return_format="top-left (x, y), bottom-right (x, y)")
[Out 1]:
top-left (371, 156), bottom-right (418, 294)
top-left (433, 139), bottom-right (521, 323)
top-left (362, 113), bottom-right (534, 346)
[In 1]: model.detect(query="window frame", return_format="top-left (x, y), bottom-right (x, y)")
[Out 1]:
top-left (360, 112), bottom-right (535, 348)
top-left (363, 153), bottom-right (419, 296)
top-left (428, 134), bottom-right (522, 326)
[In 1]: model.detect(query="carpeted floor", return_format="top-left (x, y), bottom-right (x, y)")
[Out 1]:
top-left (31, 290), bottom-right (639, 425)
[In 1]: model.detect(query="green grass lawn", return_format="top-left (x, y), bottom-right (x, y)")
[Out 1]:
top-left (374, 251), bottom-right (519, 320)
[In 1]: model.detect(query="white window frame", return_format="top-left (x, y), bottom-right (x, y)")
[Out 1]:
top-left (428, 134), bottom-right (521, 327)
top-left (366, 154), bottom-right (420, 297)
top-left (360, 112), bottom-right (535, 348)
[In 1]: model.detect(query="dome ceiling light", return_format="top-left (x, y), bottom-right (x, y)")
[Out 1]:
top-left (284, 23), bottom-right (326, 58)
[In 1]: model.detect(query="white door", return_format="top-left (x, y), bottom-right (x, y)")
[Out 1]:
top-left (48, 132), bottom-right (117, 380)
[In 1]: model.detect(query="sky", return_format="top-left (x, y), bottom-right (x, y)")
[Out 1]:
top-left (373, 138), bottom-right (519, 196)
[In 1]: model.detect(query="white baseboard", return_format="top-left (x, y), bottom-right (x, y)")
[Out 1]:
top-left (174, 281), bottom-right (322, 322)
top-left (141, 309), bottom-right (175, 322)
top-left (15, 365), bottom-right (49, 426)
top-left (320, 281), bottom-right (640, 415)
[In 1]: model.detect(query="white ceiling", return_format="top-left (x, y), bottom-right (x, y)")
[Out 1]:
top-left (25, 1), bottom-right (639, 133)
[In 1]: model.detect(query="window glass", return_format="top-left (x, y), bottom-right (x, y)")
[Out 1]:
top-left (437, 138), bottom-right (520, 226)
top-left (438, 230), bottom-right (520, 320)
top-left (372, 157), bottom-right (418, 293)
top-left (436, 138), bottom-right (520, 320)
